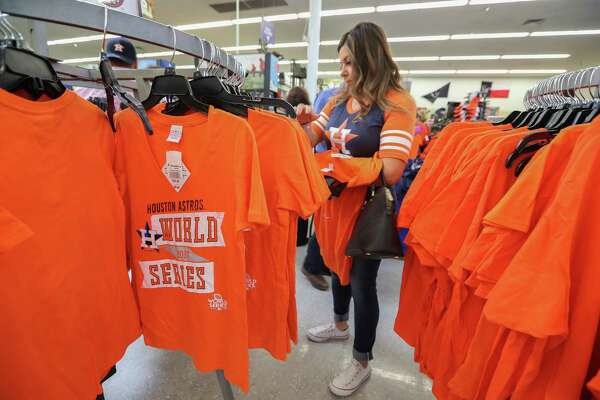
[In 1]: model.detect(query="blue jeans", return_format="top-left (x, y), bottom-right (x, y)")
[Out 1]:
top-left (331, 257), bottom-right (382, 361)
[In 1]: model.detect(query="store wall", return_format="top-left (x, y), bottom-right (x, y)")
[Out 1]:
top-left (408, 77), bottom-right (540, 116)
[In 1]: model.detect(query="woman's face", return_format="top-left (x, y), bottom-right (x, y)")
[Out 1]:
top-left (338, 45), bottom-right (354, 89)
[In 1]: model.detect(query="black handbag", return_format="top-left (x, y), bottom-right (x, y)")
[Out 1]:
top-left (345, 176), bottom-right (404, 260)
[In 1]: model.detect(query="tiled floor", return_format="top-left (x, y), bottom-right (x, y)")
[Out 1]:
top-left (103, 246), bottom-right (434, 400)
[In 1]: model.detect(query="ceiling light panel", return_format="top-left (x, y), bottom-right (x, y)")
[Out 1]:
top-left (456, 69), bottom-right (509, 74)
top-left (509, 69), bottom-right (567, 74)
top-left (176, 20), bottom-right (233, 30)
top-left (388, 35), bottom-right (451, 42)
top-left (321, 7), bottom-right (375, 17)
top-left (451, 32), bottom-right (529, 39)
top-left (469, 0), bottom-right (536, 4)
top-left (530, 29), bottom-right (600, 37)
top-left (408, 70), bottom-right (458, 74)
top-left (440, 55), bottom-right (501, 60)
top-left (263, 13), bottom-right (298, 21)
top-left (394, 56), bottom-right (441, 61)
top-left (268, 42), bottom-right (308, 48)
top-left (501, 54), bottom-right (570, 59)
top-left (377, 0), bottom-right (468, 12)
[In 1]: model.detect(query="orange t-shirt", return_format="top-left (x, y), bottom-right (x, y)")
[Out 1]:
top-left (313, 153), bottom-right (383, 284)
top-left (450, 120), bottom-right (600, 400)
top-left (115, 106), bottom-right (270, 392)
top-left (0, 89), bottom-right (141, 399)
top-left (245, 109), bottom-right (329, 360)
top-left (0, 206), bottom-right (33, 253)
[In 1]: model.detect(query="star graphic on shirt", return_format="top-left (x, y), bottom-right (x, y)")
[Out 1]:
top-left (137, 222), bottom-right (162, 251)
top-left (113, 43), bottom-right (125, 53)
top-left (326, 118), bottom-right (358, 155)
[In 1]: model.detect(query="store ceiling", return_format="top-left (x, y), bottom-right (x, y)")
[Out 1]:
top-left (7, 0), bottom-right (600, 77)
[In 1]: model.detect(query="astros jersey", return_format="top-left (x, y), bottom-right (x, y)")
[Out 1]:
top-left (311, 90), bottom-right (416, 284)
top-left (115, 105), bottom-right (270, 392)
top-left (0, 89), bottom-right (141, 399)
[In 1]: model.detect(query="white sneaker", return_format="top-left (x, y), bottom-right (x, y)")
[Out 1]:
top-left (329, 359), bottom-right (372, 397)
top-left (307, 323), bottom-right (350, 343)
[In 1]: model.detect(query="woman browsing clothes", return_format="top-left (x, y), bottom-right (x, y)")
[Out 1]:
top-left (296, 22), bottom-right (416, 397)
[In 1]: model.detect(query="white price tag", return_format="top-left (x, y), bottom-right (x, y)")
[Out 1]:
top-left (167, 125), bottom-right (183, 143)
top-left (162, 151), bottom-right (190, 192)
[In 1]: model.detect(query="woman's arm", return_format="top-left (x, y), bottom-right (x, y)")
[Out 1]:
top-left (381, 157), bottom-right (406, 186)
top-left (296, 103), bottom-right (321, 147)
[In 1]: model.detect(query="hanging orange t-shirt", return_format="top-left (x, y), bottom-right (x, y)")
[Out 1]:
top-left (0, 89), bottom-right (141, 399)
top-left (114, 105), bottom-right (270, 392)
top-left (589, 371), bottom-right (600, 399)
top-left (245, 109), bottom-right (329, 360)
top-left (450, 120), bottom-right (600, 400)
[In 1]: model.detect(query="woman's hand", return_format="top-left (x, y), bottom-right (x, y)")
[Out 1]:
top-left (296, 103), bottom-right (319, 126)
top-left (296, 103), bottom-right (321, 147)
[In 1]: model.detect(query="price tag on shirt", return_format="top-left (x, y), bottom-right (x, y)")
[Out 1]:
top-left (162, 151), bottom-right (190, 192)
top-left (167, 125), bottom-right (183, 143)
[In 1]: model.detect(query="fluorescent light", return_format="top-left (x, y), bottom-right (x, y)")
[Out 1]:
top-left (377, 0), bottom-right (468, 12)
top-left (264, 13), bottom-right (299, 22)
top-left (501, 54), bottom-right (570, 59)
top-left (394, 56), bottom-right (441, 61)
top-left (176, 20), bottom-right (233, 31)
top-left (48, 34), bottom-right (114, 46)
top-left (388, 35), bottom-right (450, 42)
top-left (59, 56), bottom-right (100, 64)
top-left (440, 55), bottom-right (501, 60)
top-left (456, 69), bottom-right (509, 74)
top-left (469, 0), bottom-right (535, 4)
top-left (321, 7), bottom-right (375, 17)
top-left (509, 69), bottom-right (567, 74)
top-left (451, 32), bottom-right (529, 39)
top-left (268, 41), bottom-right (308, 48)
top-left (222, 45), bottom-right (261, 52)
top-left (137, 51), bottom-right (182, 58)
top-left (279, 60), bottom-right (292, 65)
top-left (176, 65), bottom-right (196, 69)
top-left (530, 29), bottom-right (600, 37)
top-left (318, 71), bottom-right (340, 76)
top-left (232, 17), bottom-right (263, 25)
top-left (408, 70), bottom-right (457, 74)
top-left (320, 59), bottom-right (339, 63)
top-left (298, 12), bottom-right (310, 18)
top-left (320, 40), bottom-right (339, 46)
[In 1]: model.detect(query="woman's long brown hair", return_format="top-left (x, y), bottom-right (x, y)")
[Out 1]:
top-left (337, 22), bottom-right (405, 118)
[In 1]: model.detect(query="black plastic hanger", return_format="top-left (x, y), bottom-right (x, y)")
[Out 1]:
top-left (0, 43), bottom-right (65, 99)
top-left (141, 27), bottom-right (209, 116)
top-left (505, 131), bottom-right (554, 168)
top-left (493, 110), bottom-right (521, 126)
top-left (99, 51), bottom-right (152, 134)
top-left (514, 156), bottom-right (533, 177)
top-left (141, 67), bottom-right (209, 113)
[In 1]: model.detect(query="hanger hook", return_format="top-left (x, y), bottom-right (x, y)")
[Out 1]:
top-left (102, 5), bottom-right (108, 53)
top-left (169, 25), bottom-right (177, 67)
top-left (589, 67), bottom-right (597, 101)
top-left (194, 35), bottom-right (205, 74)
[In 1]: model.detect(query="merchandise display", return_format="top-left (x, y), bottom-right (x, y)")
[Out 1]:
top-left (395, 69), bottom-right (600, 399)
top-left (1, 0), bottom-right (598, 399)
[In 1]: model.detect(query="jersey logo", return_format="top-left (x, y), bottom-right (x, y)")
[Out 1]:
top-left (246, 273), bottom-right (257, 290)
top-left (150, 212), bottom-right (225, 248)
top-left (208, 293), bottom-right (228, 311)
top-left (139, 259), bottom-right (214, 294)
top-left (326, 119), bottom-right (357, 155)
top-left (138, 222), bottom-right (163, 251)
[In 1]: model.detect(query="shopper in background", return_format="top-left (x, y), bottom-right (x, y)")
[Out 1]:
top-left (74, 37), bottom-right (137, 110)
top-left (296, 22), bottom-right (416, 396)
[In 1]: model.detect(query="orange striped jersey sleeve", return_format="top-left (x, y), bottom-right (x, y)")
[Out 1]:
top-left (310, 97), bottom-right (337, 143)
top-left (379, 90), bottom-right (417, 161)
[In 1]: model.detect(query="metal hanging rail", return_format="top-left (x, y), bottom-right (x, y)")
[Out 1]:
top-left (523, 66), bottom-right (600, 110)
top-left (0, 0), bottom-right (239, 78)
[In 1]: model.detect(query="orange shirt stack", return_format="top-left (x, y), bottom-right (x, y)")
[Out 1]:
top-left (0, 89), bottom-right (141, 399)
top-left (394, 117), bottom-right (600, 399)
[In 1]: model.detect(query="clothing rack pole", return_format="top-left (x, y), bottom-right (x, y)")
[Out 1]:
top-left (215, 370), bottom-right (235, 400)
top-left (0, 0), bottom-right (239, 79)
top-left (0, 1), bottom-right (240, 399)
